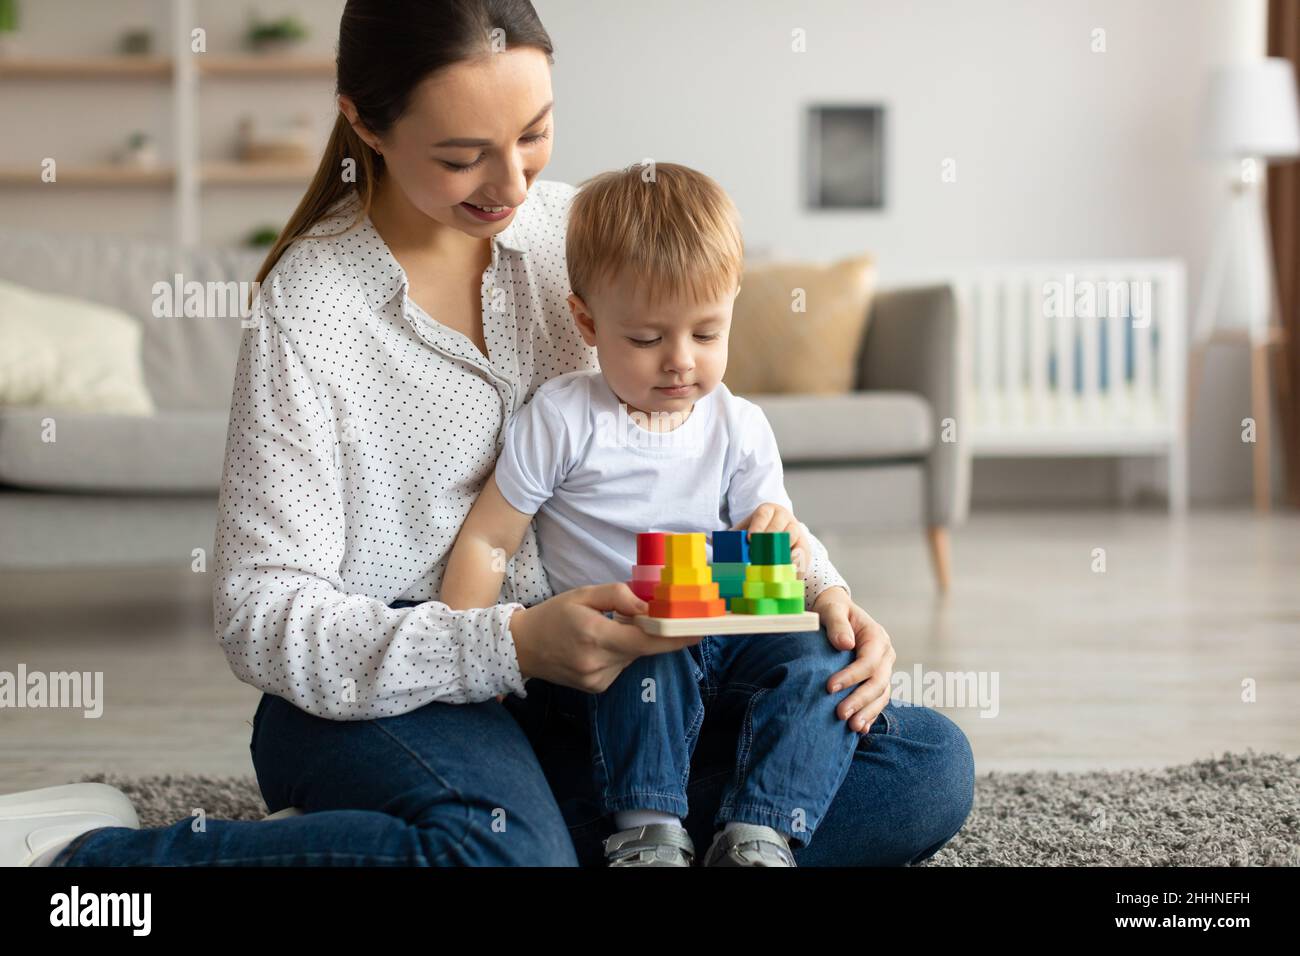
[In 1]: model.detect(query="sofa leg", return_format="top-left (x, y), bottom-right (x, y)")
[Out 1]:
top-left (926, 525), bottom-right (951, 595)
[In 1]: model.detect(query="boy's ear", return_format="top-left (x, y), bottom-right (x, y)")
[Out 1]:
top-left (568, 292), bottom-right (598, 347)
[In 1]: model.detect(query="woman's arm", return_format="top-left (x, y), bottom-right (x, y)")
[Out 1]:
top-left (213, 273), bottom-right (531, 720)
top-left (441, 471), bottom-right (536, 610)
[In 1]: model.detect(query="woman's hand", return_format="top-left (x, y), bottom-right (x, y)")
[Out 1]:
top-left (813, 586), bottom-right (896, 733)
top-left (730, 503), bottom-right (811, 577)
top-left (508, 583), bottom-right (704, 694)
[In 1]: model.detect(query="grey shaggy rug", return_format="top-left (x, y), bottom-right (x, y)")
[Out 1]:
top-left (80, 750), bottom-right (1299, 866)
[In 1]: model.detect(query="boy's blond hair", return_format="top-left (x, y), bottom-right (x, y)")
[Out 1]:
top-left (566, 162), bottom-right (744, 308)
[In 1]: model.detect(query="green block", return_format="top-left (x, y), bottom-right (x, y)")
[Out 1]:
top-left (731, 597), bottom-right (779, 615)
top-left (775, 597), bottom-right (804, 613)
top-left (741, 579), bottom-right (803, 600)
top-left (717, 579), bottom-right (744, 598)
top-left (710, 562), bottom-right (749, 580)
top-left (749, 531), bottom-right (791, 566)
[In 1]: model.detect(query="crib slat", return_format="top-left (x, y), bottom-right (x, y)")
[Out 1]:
top-left (1055, 273), bottom-right (1076, 425)
top-left (1106, 277), bottom-right (1128, 424)
top-left (1003, 275), bottom-right (1025, 425)
top-left (978, 275), bottom-right (1000, 427)
top-left (1029, 272), bottom-right (1048, 426)
top-left (1133, 274), bottom-right (1154, 424)
top-left (1080, 272), bottom-right (1101, 422)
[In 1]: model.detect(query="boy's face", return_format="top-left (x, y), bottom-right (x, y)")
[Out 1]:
top-left (567, 274), bottom-right (737, 422)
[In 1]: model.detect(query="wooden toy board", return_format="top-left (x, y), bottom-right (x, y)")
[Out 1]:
top-left (614, 610), bottom-right (820, 637)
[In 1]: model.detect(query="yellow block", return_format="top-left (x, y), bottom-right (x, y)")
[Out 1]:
top-left (660, 566), bottom-right (713, 586)
top-left (666, 532), bottom-right (707, 569)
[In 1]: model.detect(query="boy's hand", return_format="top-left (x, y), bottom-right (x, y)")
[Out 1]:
top-left (729, 503), bottom-right (810, 577)
top-left (813, 587), bottom-right (896, 733)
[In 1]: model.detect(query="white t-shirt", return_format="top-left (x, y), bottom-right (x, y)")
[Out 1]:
top-left (493, 368), bottom-right (849, 606)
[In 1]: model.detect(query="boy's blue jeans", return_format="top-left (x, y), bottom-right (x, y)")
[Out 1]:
top-left (587, 627), bottom-right (860, 849)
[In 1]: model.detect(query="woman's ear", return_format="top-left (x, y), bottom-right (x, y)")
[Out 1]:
top-left (338, 95), bottom-right (382, 154)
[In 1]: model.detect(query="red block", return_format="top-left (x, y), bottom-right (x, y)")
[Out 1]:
top-left (637, 532), bottom-right (666, 566)
top-left (628, 579), bottom-right (658, 601)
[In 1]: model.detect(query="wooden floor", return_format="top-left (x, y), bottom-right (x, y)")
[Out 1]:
top-left (1, 507), bottom-right (1296, 791)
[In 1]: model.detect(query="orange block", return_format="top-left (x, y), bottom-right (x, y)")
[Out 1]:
top-left (647, 598), bottom-right (726, 618)
top-left (652, 582), bottom-right (720, 602)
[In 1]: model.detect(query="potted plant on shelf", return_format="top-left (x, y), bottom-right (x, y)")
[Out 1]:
top-left (245, 13), bottom-right (308, 55)
top-left (0, 0), bottom-right (21, 59)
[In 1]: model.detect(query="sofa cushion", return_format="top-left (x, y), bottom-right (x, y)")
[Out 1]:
top-left (0, 229), bottom-right (262, 411)
top-left (748, 391), bottom-right (933, 461)
top-left (724, 255), bottom-right (876, 395)
top-left (0, 408), bottom-right (227, 493)
top-left (0, 278), bottom-right (155, 415)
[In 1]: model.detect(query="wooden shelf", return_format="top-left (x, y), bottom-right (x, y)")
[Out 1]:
top-left (0, 56), bottom-right (173, 78)
top-left (198, 55), bottom-right (334, 77)
top-left (201, 161), bottom-right (316, 185)
top-left (0, 165), bottom-right (174, 186)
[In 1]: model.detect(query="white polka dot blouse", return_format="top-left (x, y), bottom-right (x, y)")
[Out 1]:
top-left (213, 180), bottom-right (596, 719)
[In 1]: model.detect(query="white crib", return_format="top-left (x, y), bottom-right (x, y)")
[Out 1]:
top-left (948, 260), bottom-right (1188, 512)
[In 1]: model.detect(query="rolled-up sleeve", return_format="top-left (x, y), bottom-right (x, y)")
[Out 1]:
top-left (212, 278), bottom-right (530, 720)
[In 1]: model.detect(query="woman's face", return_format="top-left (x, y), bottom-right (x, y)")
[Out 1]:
top-left (344, 46), bottom-right (554, 237)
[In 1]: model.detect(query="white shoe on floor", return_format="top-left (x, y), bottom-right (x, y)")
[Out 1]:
top-left (0, 783), bottom-right (140, 866)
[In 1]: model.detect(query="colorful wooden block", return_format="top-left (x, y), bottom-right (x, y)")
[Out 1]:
top-left (711, 529), bottom-right (749, 564)
top-left (631, 563), bottom-right (664, 582)
top-left (666, 532), bottom-right (708, 567)
top-left (745, 563), bottom-right (796, 583)
top-left (637, 532), bottom-right (666, 565)
top-left (629, 579), bottom-right (658, 601)
top-left (660, 566), bottom-right (713, 586)
top-left (741, 578), bottom-right (803, 600)
top-left (653, 582), bottom-right (720, 602)
top-left (730, 597), bottom-right (780, 615)
top-left (749, 531), bottom-right (791, 566)
top-left (710, 561), bottom-right (749, 580)
top-left (647, 598), bottom-right (727, 617)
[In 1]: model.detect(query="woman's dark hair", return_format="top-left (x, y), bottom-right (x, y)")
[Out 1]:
top-left (254, 0), bottom-right (553, 285)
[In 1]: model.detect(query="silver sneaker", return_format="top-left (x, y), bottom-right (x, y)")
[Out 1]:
top-left (602, 823), bottom-right (695, 867)
top-left (702, 823), bottom-right (797, 867)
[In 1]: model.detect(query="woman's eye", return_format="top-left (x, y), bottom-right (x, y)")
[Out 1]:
top-left (441, 156), bottom-right (485, 173)
top-left (441, 129), bottom-right (548, 173)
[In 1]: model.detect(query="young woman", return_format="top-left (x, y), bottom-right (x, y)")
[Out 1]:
top-left (2, 0), bottom-right (973, 867)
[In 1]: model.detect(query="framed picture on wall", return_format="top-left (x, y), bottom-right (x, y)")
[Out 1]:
top-left (804, 104), bottom-right (886, 210)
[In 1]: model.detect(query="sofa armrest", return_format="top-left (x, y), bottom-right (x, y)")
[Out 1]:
top-left (855, 284), bottom-right (970, 527)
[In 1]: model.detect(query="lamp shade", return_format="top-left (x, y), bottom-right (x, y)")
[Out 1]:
top-left (1201, 57), bottom-right (1300, 159)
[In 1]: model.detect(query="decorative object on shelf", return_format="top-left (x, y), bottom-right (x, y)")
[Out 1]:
top-left (118, 28), bottom-right (153, 56)
top-left (115, 131), bottom-right (159, 169)
top-left (245, 13), bottom-right (308, 55)
top-left (0, 0), bottom-right (20, 59)
top-left (236, 113), bottom-right (314, 164)
top-left (245, 224), bottom-right (281, 248)
top-left (1188, 57), bottom-right (1300, 512)
top-left (805, 104), bottom-right (886, 210)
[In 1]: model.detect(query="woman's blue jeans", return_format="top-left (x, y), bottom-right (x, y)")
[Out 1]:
top-left (53, 607), bottom-right (974, 866)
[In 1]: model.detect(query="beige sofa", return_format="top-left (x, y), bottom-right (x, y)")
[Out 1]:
top-left (0, 228), bottom-right (968, 591)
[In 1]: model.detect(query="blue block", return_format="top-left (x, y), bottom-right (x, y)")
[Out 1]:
top-left (711, 530), bottom-right (749, 564)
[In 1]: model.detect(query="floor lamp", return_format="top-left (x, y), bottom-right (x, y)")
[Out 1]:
top-left (1189, 58), bottom-right (1300, 511)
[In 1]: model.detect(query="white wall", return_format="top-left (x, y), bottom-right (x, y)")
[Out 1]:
top-left (0, 0), bottom-right (1279, 505)
top-left (535, 0), bottom-right (1273, 506)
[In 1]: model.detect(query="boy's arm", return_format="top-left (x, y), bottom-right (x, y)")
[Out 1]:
top-left (441, 470), bottom-right (537, 610)
top-left (726, 405), bottom-right (852, 609)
